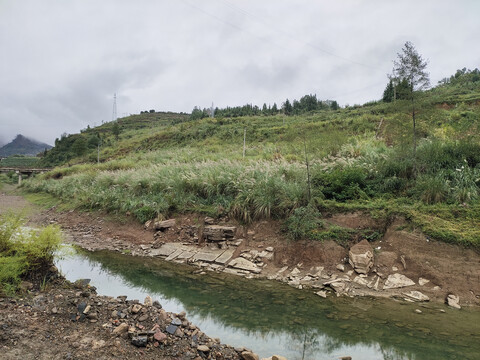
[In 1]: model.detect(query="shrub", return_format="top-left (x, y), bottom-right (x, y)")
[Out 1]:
top-left (284, 206), bottom-right (323, 240)
top-left (414, 174), bottom-right (449, 204)
top-left (312, 166), bottom-right (369, 201)
top-left (0, 213), bottom-right (62, 295)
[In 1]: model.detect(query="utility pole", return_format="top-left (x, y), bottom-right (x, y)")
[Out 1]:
top-left (243, 128), bottom-right (246, 159)
top-left (112, 93), bottom-right (117, 122)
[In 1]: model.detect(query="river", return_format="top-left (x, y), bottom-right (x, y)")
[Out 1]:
top-left (55, 247), bottom-right (480, 360)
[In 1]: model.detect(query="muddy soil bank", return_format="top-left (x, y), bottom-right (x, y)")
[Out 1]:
top-left (35, 204), bottom-right (480, 308)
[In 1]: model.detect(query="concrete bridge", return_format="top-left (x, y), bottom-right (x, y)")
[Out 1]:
top-left (0, 167), bottom-right (51, 185)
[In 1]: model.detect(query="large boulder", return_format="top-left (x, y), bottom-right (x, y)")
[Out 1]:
top-left (349, 240), bottom-right (374, 274)
top-left (154, 219), bottom-right (176, 231)
top-left (203, 225), bottom-right (236, 242)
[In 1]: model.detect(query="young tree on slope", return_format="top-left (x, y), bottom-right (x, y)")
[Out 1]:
top-left (392, 41), bottom-right (430, 171)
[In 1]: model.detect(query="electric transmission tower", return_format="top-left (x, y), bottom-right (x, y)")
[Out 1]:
top-left (112, 93), bottom-right (117, 122)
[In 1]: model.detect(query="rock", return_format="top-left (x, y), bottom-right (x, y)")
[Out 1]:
top-left (131, 335), bottom-right (148, 347)
top-left (316, 290), bottom-right (327, 298)
top-left (289, 267), bottom-right (301, 277)
top-left (19, 281), bottom-right (34, 292)
top-left (348, 240), bottom-right (374, 274)
top-left (166, 324), bottom-right (178, 335)
top-left (353, 276), bottom-right (368, 286)
top-left (83, 305), bottom-right (91, 314)
top-left (74, 279), bottom-right (91, 288)
top-left (272, 356), bottom-right (287, 360)
top-left (241, 351), bottom-right (259, 360)
top-left (415, 309), bottom-right (422, 314)
top-left (336, 264), bottom-right (345, 272)
top-left (138, 314), bottom-right (149, 322)
top-left (197, 345), bottom-right (210, 352)
top-left (51, 307), bottom-right (58, 314)
top-left (265, 247), bottom-right (274, 252)
top-left (174, 327), bottom-right (184, 337)
top-left (154, 219), bottom-right (176, 231)
top-left (178, 311), bottom-right (186, 320)
top-left (383, 274), bottom-right (415, 289)
top-left (203, 225), bottom-right (236, 242)
top-left (229, 257), bottom-right (262, 273)
top-left (77, 302), bottom-right (87, 313)
top-left (131, 304), bottom-right (142, 314)
top-left (330, 281), bottom-right (347, 294)
top-left (171, 317), bottom-right (182, 326)
top-left (339, 357), bottom-right (352, 360)
top-left (144, 220), bottom-right (152, 229)
top-left (403, 291), bottom-right (430, 302)
top-left (112, 323), bottom-right (129, 335)
top-left (446, 294), bottom-right (461, 309)
top-left (153, 331), bottom-right (167, 342)
top-left (92, 339), bottom-right (106, 350)
top-left (418, 278), bottom-right (430, 286)
top-left (204, 217), bottom-right (215, 225)
top-left (144, 295), bottom-right (153, 306)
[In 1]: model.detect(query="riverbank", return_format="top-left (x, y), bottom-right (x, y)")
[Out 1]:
top-left (2, 184), bottom-right (479, 307)
top-left (0, 188), bottom-right (276, 360)
top-left (1, 270), bottom-right (265, 360)
top-left (35, 203), bottom-right (480, 308)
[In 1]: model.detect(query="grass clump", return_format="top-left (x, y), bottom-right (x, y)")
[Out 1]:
top-left (0, 213), bottom-right (62, 295)
top-left (284, 206), bottom-right (323, 241)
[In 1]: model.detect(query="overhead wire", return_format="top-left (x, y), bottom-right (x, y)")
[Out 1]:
top-left (181, 0), bottom-right (387, 103)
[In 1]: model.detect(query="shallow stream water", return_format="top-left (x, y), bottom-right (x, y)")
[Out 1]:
top-left (55, 248), bottom-right (480, 360)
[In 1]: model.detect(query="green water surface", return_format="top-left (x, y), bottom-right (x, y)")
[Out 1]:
top-left (56, 248), bottom-right (480, 360)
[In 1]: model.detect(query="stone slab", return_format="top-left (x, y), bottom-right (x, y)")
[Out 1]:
top-left (192, 250), bottom-right (224, 263)
top-left (229, 257), bottom-right (261, 274)
top-left (214, 249), bottom-right (235, 265)
top-left (165, 248), bottom-right (185, 261)
top-left (149, 243), bottom-right (180, 257)
top-left (176, 250), bottom-right (197, 260)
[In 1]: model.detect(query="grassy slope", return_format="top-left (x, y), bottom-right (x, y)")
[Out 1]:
top-left (23, 74), bottom-right (480, 247)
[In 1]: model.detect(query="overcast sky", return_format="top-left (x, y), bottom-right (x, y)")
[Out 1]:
top-left (1, 0), bottom-right (479, 146)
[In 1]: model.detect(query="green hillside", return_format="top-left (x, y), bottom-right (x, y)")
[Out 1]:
top-left (23, 68), bottom-right (480, 247)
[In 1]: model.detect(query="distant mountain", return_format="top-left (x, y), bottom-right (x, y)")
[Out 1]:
top-left (0, 134), bottom-right (52, 157)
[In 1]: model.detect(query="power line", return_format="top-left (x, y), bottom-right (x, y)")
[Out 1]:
top-left (217, 0), bottom-right (376, 69)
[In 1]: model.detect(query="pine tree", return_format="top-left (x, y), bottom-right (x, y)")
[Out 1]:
top-left (392, 41), bottom-right (430, 174)
top-left (382, 80), bottom-right (395, 102)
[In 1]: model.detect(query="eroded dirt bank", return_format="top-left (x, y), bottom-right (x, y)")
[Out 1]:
top-left (35, 204), bottom-right (480, 308)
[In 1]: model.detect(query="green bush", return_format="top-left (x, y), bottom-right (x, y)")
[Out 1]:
top-left (414, 174), bottom-right (449, 204)
top-left (0, 213), bottom-right (62, 295)
top-left (284, 206), bottom-right (323, 240)
top-left (312, 166), bottom-right (370, 201)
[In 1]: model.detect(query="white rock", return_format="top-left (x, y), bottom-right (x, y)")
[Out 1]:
top-left (446, 294), bottom-right (461, 309)
top-left (349, 240), bottom-right (374, 274)
top-left (403, 290), bottom-right (430, 302)
top-left (418, 278), bottom-right (430, 286)
top-left (353, 276), bottom-right (368, 286)
top-left (144, 295), bottom-right (153, 306)
top-left (383, 273), bottom-right (415, 290)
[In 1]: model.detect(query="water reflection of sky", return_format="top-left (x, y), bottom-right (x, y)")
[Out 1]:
top-left (55, 249), bottom-right (478, 360)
